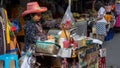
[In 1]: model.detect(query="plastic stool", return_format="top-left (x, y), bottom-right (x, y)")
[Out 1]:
top-left (0, 54), bottom-right (19, 68)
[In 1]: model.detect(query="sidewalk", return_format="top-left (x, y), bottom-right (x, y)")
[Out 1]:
top-left (103, 33), bottom-right (120, 68)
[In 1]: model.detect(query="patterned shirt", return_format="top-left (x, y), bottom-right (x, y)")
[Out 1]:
top-left (24, 19), bottom-right (60, 51)
top-left (24, 20), bottom-right (35, 49)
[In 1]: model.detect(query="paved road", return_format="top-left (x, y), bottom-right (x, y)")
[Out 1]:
top-left (103, 33), bottom-right (120, 68)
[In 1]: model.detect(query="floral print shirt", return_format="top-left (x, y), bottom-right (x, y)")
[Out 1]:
top-left (24, 20), bottom-right (47, 50)
top-left (24, 19), bottom-right (60, 51)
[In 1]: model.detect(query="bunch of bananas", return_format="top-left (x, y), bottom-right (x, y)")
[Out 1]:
top-left (72, 12), bottom-right (80, 18)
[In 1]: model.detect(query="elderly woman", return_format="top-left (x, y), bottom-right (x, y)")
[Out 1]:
top-left (22, 2), bottom-right (61, 67)
top-left (22, 2), bottom-right (48, 52)
top-left (22, 2), bottom-right (60, 51)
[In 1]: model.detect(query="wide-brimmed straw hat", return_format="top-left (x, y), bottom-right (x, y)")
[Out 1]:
top-left (22, 2), bottom-right (47, 17)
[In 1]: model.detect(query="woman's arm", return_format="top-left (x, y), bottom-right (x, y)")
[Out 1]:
top-left (41, 18), bottom-right (60, 29)
top-left (95, 14), bottom-right (104, 21)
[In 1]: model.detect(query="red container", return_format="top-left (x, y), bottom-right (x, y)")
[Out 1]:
top-left (73, 41), bottom-right (78, 48)
top-left (63, 40), bottom-right (70, 48)
top-left (63, 40), bottom-right (78, 48)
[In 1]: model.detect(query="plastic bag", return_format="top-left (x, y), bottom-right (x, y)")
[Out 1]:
top-left (20, 47), bottom-right (35, 68)
top-left (61, 7), bottom-right (75, 29)
top-left (20, 56), bottom-right (30, 68)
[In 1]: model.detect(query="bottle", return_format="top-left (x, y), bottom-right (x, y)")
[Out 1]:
top-left (82, 37), bottom-right (86, 46)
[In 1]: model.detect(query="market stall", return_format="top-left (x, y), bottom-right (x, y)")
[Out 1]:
top-left (0, 0), bottom-right (108, 68)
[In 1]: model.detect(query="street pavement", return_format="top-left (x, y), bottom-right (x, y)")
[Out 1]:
top-left (103, 33), bottom-right (120, 68)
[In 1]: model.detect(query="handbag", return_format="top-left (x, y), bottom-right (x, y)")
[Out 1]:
top-left (35, 40), bottom-right (60, 55)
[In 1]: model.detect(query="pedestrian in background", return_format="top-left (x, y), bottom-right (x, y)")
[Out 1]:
top-left (94, 1), bottom-right (107, 41)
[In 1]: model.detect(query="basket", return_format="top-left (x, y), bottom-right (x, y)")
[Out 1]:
top-left (35, 40), bottom-right (60, 55)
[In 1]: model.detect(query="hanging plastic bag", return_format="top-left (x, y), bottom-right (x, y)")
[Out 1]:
top-left (20, 46), bottom-right (35, 68)
top-left (61, 6), bottom-right (75, 29)
top-left (20, 55), bottom-right (31, 68)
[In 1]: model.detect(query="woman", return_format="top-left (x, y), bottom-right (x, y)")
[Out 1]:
top-left (22, 2), bottom-right (60, 68)
top-left (22, 2), bottom-right (48, 52)
top-left (22, 2), bottom-right (61, 67)
top-left (22, 2), bottom-right (60, 51)
top-left (95, 2), bottom-right (107, 41)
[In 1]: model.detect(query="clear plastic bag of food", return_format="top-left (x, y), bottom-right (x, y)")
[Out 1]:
top-left (61, 6), bottom-right (75, 29)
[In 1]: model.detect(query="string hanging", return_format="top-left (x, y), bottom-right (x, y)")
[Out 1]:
top-left (68, 0), bottom-right (71, 11)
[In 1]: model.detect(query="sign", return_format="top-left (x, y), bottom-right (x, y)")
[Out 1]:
top-left (78, 45), bottom-right (99, 67)
top-left (115, 4), bottom-right (120, 15)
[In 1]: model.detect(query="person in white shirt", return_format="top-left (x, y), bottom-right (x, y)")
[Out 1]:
top-left (95, 3), bottom-right (107, 41)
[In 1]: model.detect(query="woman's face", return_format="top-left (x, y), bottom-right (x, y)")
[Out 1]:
top-left (32, 13), bottom-right (41, 22)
